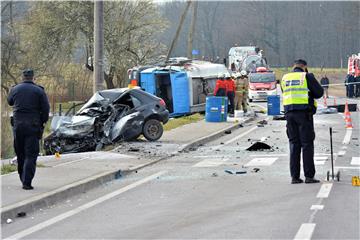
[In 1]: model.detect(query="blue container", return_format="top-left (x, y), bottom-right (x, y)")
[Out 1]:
top-left (205, 96), bottom-right (228, 122)
top-left (267, 95), bottom-right (280, 115)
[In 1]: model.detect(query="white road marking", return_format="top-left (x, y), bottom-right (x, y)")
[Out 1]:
top-left (342, 129), bottom-right (352, 145)
top-left (335, 166), bottom-right (360, 170)
top-left (314, 156), bottom-right (327, 165)
top-left (316, 183), bottom-right (333, 198)
top-left (260, 137), bottom-right (267, 142)
top-left (337, 150), bottom-right (346, 157)
top-left (350, 157), bottom-right (360, 165)
top-left (314, 153), bottom-right (337, 156)
top-left (244, 157), bottom-right (278, 167)
top-left (294, 223), bottom-right (316, 240)
top-left (193, 156), bottom-right (223, 158)
top-left (310, 205), bottom-right (324, 210)
top-left (53, 157), bottom-right (90, 168)
top-left (4, 171), bottom-right (167, 240)
top-left (193, 158), bottom-right (229, 167)
top-left (250, 154), bottom-right (288, 157)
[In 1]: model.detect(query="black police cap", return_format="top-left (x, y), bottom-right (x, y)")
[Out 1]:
top-left (23, 69), bottom-right (34, 77)
top-left (294, 59), bottom-right (307, 66)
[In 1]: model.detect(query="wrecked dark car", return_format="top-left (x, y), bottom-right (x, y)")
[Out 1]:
top-left (44, 88), bottom-right (169, 155)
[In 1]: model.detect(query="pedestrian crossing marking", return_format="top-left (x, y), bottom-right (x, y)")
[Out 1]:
top-left (244, 157), bottom-right (278, 167)
top-left (314, 156), bottom-right (327, 165)
top-left (350, 157), bottom-right (360, 165)
top-left (193, 158), bottom-right (229, 167)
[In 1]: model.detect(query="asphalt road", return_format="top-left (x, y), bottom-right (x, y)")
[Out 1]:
top-left (2, 100), bottom-right (359, 239)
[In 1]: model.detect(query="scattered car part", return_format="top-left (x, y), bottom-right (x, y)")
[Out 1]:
top-left (273, 115), bottom-right (286, 120)
top-left (246, 142), bottom-right (273, 151)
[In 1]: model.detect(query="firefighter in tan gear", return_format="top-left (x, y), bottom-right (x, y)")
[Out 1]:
top-left (235, 70), bottom-right (249, 113)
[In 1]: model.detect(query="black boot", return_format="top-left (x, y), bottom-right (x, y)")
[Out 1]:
top-left (305, 178), bottom-right (320, 184)
top-left (291, 178), bottom-right (304, 184)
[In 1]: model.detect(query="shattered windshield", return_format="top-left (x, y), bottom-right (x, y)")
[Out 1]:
top-left (78, 92), bottom-right (107, 113)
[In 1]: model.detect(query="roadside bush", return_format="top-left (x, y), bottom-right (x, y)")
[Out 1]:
top-left (1, 101), bottom-right (15, 159)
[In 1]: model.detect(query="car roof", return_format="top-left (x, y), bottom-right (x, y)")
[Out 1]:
top-left (98, 88), bottom-right (129, 102)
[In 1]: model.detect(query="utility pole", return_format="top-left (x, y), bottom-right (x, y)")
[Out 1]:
top-left (187, 1), bottom-right (198, 59)
top-left (166, 0), bottom-right (191, 61)
top-left (94, 0), bottom-right (104, 92)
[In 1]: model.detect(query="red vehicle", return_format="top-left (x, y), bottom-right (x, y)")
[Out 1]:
top-left (248, 67), bottom-right (277, 102)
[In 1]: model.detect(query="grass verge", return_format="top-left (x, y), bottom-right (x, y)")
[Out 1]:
top-left (164, 113), bottom-right (204, 131)
top-left (1, 162), bottom-right (47, 175)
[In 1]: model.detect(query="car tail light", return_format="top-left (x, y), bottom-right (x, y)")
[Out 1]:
top-left (159, 99), bottom-right (166, 107)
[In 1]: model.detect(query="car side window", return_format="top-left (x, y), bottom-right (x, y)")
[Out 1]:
top-left (131, 95), bottom-right (142, 108)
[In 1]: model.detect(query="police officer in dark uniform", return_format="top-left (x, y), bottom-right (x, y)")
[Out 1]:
top-left (281, 60), bottom-right (324, 184)
top-left (7, 69), bottom-right (50, 190)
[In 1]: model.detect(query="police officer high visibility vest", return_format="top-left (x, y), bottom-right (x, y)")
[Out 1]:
top-left (281, 72), bottom-right (310, 107)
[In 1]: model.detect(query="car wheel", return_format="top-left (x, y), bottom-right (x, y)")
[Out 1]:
top-left (143, 119), bottom-right (163, 141)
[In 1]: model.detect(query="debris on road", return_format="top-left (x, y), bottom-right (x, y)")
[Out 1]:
top-left (6, 218), bottom-right (13, 224)
top-left (17, 212), bottom-right (26, 218)
top-left (224, 130), bottom-right (232, 134)
top-left (212, 173), bottom-right (218, 177)
top-left (252, 168), bottom-right (260, 173)
top-left (128, 147), bottom-right (140, 152)
top-left (273, 115), bottom-right (286, 120)
top-left (225, 169), bottom-right (247, 175)
top-left (258, 120), bottom-right (268, 125)
top-left (246, 142), bottom-right (273, 151)
top-left (317, 107), bottom-right (338, 114)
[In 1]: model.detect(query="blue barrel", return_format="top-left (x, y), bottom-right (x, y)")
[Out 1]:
top-left (205, 96), bottom-right (228, 122)
top-left (267, 95), bottom-right (280, 115)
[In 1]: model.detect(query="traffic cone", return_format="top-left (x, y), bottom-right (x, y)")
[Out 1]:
top-left (344, 101), bottom-right (353, 129)
top-left (323, 95), bottom-right (327, 108)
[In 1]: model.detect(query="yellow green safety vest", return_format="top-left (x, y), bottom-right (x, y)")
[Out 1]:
top-left (281, 72), bottom-right (310, 106)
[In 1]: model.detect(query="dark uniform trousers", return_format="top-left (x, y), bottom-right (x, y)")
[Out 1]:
top-left (13, 121), bottom-right (40, 186)
top-left (285, 111), bottom-right (316, 179)
top-left (215, 88), bottom-right (226, 97)
top-left (227, 91), bottom-right (235, 114)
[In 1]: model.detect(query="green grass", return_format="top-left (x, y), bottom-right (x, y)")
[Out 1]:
top-left (1, 162), bottom-right (47, 175)
top-left (164, 113), bottom-right (204, 131)
top-left (1, 164), bottom-right (17, 175)
top-left (272, 67), bottom-right (347, 81)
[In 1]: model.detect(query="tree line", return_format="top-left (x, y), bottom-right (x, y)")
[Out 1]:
top-left (1, 0), bottom-right (359, 98)
top-left (159, 1), bottom-right (360, 68)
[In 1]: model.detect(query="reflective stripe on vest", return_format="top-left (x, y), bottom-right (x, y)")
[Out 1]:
top-left (281, 72), bottom-right (309, 106)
